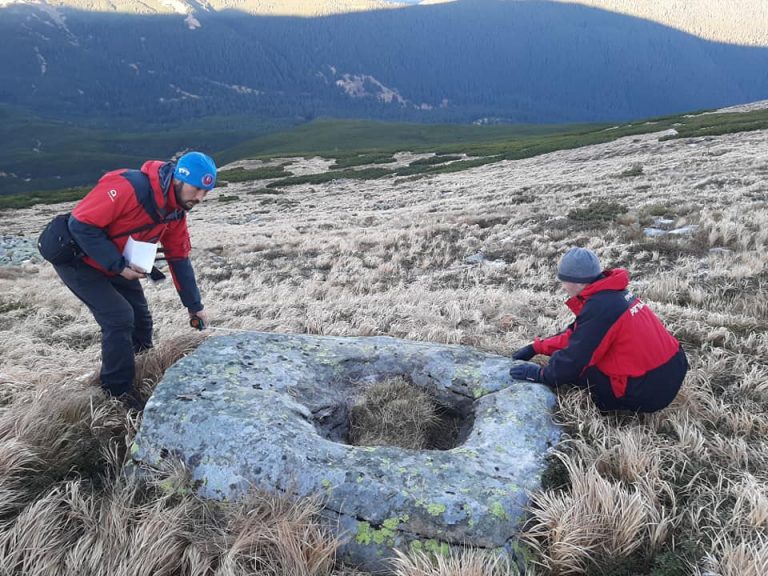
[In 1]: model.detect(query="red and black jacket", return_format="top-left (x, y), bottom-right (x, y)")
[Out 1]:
top-left (534, 269), bottom-right (680, 398)
top-left (68, 160), bottom-right (203, 313)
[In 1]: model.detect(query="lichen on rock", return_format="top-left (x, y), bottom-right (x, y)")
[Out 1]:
top-left (133, 331), bottom-right (561, 572)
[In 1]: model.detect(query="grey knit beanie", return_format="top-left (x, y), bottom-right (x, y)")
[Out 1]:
top-left (557, 247), bottom-right (602, 283)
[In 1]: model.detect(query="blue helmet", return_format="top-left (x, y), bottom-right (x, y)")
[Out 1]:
top-left (174, 151), bottom-right (217, 190)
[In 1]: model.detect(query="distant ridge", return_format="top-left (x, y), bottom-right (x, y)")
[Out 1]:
top-left (559, 0), bottom-right (768, 47)
top-left (0, 0), bottom-right (399, 16)
top-left (4, 0), bottom-right (766, 46)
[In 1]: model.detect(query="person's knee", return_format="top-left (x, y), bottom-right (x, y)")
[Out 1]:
top-left (99, 304), bottom-right (135, 332)
top-left (133, 309), bottom-right (153, 330)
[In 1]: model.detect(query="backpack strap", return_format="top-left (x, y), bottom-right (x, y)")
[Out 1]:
top-left (122, 169), bottom-right (167, 223)
top-left (112, 168), bottom-right (186, 240)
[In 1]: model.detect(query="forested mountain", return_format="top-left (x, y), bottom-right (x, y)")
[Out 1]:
top-left (0, 0), bottom-right (767, 129)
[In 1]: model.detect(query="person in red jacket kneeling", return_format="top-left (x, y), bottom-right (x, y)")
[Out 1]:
top-left (51, 152), bottom-right (216, 410)
top-left (509, 247), bottom-right (688, 413)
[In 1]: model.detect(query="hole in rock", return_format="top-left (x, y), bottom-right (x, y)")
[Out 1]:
top-left (313, 375), bottom-right (475, 450)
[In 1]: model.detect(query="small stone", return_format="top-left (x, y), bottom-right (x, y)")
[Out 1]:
top-left (644, 227), bottom-right (668, 238)
top-left (464, 252), bottom-right (486, 264)
top-left (669, 224), bottom-right (699, 235)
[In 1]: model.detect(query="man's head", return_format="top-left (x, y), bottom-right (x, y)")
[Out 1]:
top-left (173, 152), bottom-right (217, 210)
top-left (557, 247), bottom-right (602, 297)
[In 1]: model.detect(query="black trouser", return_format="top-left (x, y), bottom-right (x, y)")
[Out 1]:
top-left (581, 347), bottom-right (689, 413)
top-left (54, 259), bottom-right (153, 396)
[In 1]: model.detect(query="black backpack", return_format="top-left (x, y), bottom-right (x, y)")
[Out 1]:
top-left (37, 213), bottom-right (82, 265)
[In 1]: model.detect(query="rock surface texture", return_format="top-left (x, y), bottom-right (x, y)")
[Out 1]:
top-left (133, 332), bottom-right (561, 571)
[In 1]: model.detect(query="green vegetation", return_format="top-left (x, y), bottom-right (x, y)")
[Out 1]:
top-left (216, 118), bottom-right (592, 164)
top-left (218, 165), bottom-right (289, 183)
top-left (266, 167), bottom-right (393, 189)
top-left (395, 157), bottom-right (500, 178)
top-left (660, 109), bottom-right (768, 139)
top-left (540, 454), bottom-right (570, 492)
top-left (4, 107), bottom-right (767, 209)
top-left (0, 187), bottom-right (90, 211)
top-left (224, 108), bottom-right (768, 188)
top-left (331, 152), bottom-right (397, 169)
top-left (408, 154), bottom-right (463, 166)
top-left (568, 201), bottom-right (628, 222)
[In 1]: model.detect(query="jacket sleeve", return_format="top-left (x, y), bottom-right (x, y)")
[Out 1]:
top-left (69, 178), bottom-right (135, 273)
top-left (533, 322), bottom-right (575, 356)
top-left (167, 259), bottom-right (203, 313)
top-left (540, 302), bottom-right (617, 388)
top-left (161, 217), bottom-right (203, 313)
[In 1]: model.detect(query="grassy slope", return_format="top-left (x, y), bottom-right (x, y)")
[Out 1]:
top-left (217, 108), bottom-right (768, 190)
top-left (1, 107), bottom-right (767, 209)
top-left (0, 105), bottom-right (767, 575)
top-left (215, 118), bottom-right (591, 162)
top-left (1, 115), bottom-right (582, 205)
top-left (167, 121), bottom-right (768, 574)
top-left (217, 108), bottom-right (768, 161)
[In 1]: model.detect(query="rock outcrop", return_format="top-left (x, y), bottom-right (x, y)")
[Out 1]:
top-left (132, 332), bottom-right (561, 571)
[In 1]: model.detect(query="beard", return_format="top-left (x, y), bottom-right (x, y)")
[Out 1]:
top-left (174, 180), bottom-right (195, 211)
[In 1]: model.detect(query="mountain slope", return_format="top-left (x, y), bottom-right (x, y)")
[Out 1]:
top-left (558, 0), bottom-right (768, 47)
top-left (1, 0), bottom-right (767, 131)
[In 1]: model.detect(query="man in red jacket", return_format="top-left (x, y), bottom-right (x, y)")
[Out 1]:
top-left (509, 247), bottom-right (688, 413)
top-left (53, 152), bottom-right (216, 409)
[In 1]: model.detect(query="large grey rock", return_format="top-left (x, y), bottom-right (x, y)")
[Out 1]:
top-left (132, 332), bottom-right (561, 572)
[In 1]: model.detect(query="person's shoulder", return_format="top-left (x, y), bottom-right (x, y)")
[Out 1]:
top-left (582, 289), bottom-right (630, 318)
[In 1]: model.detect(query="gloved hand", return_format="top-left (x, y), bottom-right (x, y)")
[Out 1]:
top-left (511, 344), bottom-right (536, 361)
top-left (510, 362), bottom-right (543, 383)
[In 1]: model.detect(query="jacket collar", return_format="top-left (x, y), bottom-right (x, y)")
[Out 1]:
top-left (141, 160), bottom-right (182, 214)
top-left (565, 268), bottom-right (630, 314)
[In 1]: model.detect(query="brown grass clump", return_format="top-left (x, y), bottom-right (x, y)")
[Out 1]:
top-left (391, 548), bottom-right (522, 576)
top-left (348, 377), bottom-right (439, 450)
top-left (0, 386), bottom-right (128, 525)
top-left (0, 465), bottom-right (339, 576)
top-left (219, 491), bottom-right (339, 575)
top-left (133, 333), bottom-right (208, 401)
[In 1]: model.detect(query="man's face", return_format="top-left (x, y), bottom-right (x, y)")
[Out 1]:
top-left (561, 281), bottom-right (586, 298)
top-left (175, 180), bottom-right (210, 211)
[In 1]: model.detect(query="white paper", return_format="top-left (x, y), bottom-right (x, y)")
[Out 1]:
top-left (123, 236), bottom-right (157, 274)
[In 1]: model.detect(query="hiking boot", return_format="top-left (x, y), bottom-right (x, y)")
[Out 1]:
top-left (117, 389), bottom-right (146, 411)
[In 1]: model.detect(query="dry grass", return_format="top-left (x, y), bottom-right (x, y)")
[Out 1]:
top-left (0, 471), bottom-right (339, 576)
top-left (133, 334), bottom-right (208, 401)
top-left (391, 548), bottom-right (523, 576)
top-left (348, 376), bottom-right (440, 450)
top-left (0, 125), bottom-right (766, 574)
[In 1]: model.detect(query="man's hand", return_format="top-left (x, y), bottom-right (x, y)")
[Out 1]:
top-left (189, 309), bottom-right (209, 330)
top-left (120, 264), bottom-right (147, 280)
top-left (510, 362), bottom-right (543, 383)
top-left (511, 344), bottom-right (536, 361)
